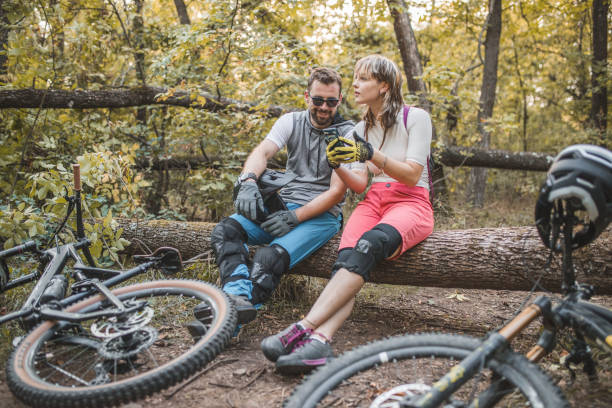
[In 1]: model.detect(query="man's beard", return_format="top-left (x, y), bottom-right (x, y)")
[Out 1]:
top-left (310, 107), bottom-right (334, 127)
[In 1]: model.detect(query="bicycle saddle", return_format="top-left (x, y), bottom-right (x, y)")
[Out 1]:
top-left (134, 247), bottom-right (183, 275)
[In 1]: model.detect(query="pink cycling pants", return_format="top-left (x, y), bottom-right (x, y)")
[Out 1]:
top-left (339, 182), bottom-right (434, 257)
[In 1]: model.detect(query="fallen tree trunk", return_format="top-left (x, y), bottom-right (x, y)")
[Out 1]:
top-left (115, 219), bottom-right (612, 294)
top-left (136, 146), bottom-right (553, 172)
top-left (0, 87), bottom-right (287, 117)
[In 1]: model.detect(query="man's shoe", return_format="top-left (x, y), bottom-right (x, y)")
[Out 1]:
top-left (227, 294), bottom-right (257, 325)
top-left (275, 337), bottom-right (334, 375)
top-left (261, 323), bottom-right (312, 362)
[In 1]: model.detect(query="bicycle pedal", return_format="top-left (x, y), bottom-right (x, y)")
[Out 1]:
top-left (193, 301), bottom-right (213, 322)
top-left (186, 319), bottom-right (209, 342)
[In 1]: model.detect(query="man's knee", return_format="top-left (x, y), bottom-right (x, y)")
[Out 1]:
top-left (250, 245), bottom-right (290, 305)
top-left (210, 218), bottom-right (249, 282)
top-left (333, 224), bottom-right (402, 281)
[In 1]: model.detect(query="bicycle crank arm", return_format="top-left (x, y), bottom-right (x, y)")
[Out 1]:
top-left (39, 301), bottom-right (147, 323)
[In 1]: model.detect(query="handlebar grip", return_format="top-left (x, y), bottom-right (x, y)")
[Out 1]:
top-left (0, 240), bottom-right (37, 259)
top-left (73, 163), bottom-right (81, 191)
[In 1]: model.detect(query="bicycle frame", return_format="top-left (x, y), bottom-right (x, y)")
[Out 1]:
top-left (0, 238), bottom-right (156, 327)
top-left (0, 163), bottom-right (160, 330)
top-left (404, 207), bottom-right (612, 408)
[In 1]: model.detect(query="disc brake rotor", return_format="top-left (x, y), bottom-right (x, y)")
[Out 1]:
top-left (370, 383), bottom-right (435, 408)
top-left (98, 326), bottom-right (158, 360)
top-left (91, 303), bottom-right (154, 339)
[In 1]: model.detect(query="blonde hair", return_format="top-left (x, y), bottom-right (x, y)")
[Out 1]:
top-left (354, 55), bottom-right (404, 149)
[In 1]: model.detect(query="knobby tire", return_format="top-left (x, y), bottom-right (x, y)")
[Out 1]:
top-left (6, 279), bottom-right (236, 408)
top-left (285, 333), bottom-right (569, 408)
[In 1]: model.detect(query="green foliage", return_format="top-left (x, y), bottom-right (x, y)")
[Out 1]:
top-left (1, 149), bottom-right (143, 264)
top-left (0, 0), bottom-right (609, 254)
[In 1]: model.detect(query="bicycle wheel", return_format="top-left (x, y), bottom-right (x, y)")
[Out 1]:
top-left (7, 279), bottom-right (236, 408)
top-left (285, 333), bottom-right (569, 408)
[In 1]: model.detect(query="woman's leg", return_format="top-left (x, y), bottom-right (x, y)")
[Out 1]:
top-left (302, 289), bottom-right (355, 340)
top-left (300, 268), bottom-right (363, 331)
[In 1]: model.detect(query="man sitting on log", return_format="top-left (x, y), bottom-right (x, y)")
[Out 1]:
top-left (208, 67), bottom-right (359, 327)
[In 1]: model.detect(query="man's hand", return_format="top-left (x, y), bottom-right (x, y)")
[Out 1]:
top-left (234, 181), bottom-right (264, 221)
top-left (326, 134), bottom-right (373, 164)
top-left (261, 210), bottom-right (299, 237)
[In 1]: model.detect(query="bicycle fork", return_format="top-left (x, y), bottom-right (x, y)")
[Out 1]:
top-left (408, 297), bottom-right (552, 408)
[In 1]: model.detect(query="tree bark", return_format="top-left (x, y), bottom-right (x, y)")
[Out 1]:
top-left (173, 0), bottom-right (191, 25)
top-left (437, 146), bottom-right (552, 171)
top-left (469, 0), bottom-right (502, 207)
top-left (114, 219), bottom-right (612, 294)
top-left (0, 0), bottom-right (9, 77)
top-left (387, 0), bottom-right (429, 111)
top-left (134, 146), bottom-right (554, 172)
top-left (387, 0), bottom-right (448, 203)
top-left (0, 87), bottom-right (287, 116)
top-left (590, 0), bottom-right (608, 141)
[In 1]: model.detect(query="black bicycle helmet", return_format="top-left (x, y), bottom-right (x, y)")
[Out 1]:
top-left (535, 144), bottom-right (612, 251)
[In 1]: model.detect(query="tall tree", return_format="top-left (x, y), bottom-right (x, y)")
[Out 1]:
top-left (469, 0), bottom-right (502, 207)
top-left (590, 0), bottom-right (608, 142)
top-left (386, 0), bottom-right (430, 112)
top-left (173, 0), bottom-right (191, 25)
top-left (386, 0), bottom-right (448, 203)
top-left (0, 0), bottom-right (10, 77)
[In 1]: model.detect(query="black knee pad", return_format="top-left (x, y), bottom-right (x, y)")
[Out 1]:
top-left (336, 224), bottom-right (402, 282)
top-left (331, 248), bottom-right (352, 278)
top-left (210, 218), bottom-right (249, 283)
top-left (250, 245), bottom-right (290, 305)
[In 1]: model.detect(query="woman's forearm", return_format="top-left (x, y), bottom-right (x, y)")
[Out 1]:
top-left (369, 150), bottom-right (423, 187)
top-left (334, 167), bottom-right (368, 193)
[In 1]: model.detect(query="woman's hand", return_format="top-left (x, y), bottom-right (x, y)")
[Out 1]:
top-left (366, 161), bottom-right (382, 175)
top-left (326, 135), bottom-right (373, 164)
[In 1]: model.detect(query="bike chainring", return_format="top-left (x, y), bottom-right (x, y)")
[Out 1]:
top-left (90, 301), bottom-right (154, 339)
top-left (98, 326), bottom-right (158, 360)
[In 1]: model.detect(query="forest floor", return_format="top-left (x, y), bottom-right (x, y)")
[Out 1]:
top-left (1, 284), bottom-right (610, 408)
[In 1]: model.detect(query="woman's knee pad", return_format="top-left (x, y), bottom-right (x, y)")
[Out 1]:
top-left (334, 224), bottom-right (402, 281)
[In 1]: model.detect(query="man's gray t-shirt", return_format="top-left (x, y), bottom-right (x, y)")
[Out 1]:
top-left (265, 111), bottom-right (354, 217)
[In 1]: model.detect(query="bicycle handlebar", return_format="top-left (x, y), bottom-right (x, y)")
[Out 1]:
top-left (73, 163), bottom-right (81, 191)
top-left (0, 240), bottom-right (38, 259)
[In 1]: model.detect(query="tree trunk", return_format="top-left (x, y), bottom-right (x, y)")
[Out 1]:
top-left (132, 0), bottom-right (147, 123)
top-left (590, 0), bottom-right (608, 141)
top-left (387, 0), bottom-right (429, 111)
top-left (387, 0), bottom-right (448, 203)
top-left (133, 146), bottom-right (554, 172)
top-left (0, 87), bottom-right (286, 116)
top-left (469, 0), bottom-right (502, 207)
top-left (114, 218), bottom-right (612, 294)
top-left (0, 0), bottom-right (9, 77)
top-left (173, 0), bottom-right (191, 25)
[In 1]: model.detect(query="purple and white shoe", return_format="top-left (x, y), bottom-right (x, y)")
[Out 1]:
top-left (275, 337), bottom-right (334, 375)
top-left (261, 323), bottom-right (313, 362)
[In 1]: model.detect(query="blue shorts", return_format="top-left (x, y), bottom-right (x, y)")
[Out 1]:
top-left (230, 202), bottom-right (342, 268)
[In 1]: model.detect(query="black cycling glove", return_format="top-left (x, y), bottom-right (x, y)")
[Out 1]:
top-left (261, 210), bottom-right (299, 237)
top-left (234, 182), bottom-right (265, 221)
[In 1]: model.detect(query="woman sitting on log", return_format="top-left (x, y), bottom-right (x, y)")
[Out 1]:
top-left (260, 54), bottom-right (435, 374)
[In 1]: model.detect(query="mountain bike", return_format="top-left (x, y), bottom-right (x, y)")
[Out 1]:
top-left (1, 164), bottom-right (237, 408)
top-left (285, 145), bottom-right (612, 408)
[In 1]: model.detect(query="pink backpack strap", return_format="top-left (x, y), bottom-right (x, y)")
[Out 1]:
top-left (403, 105), bottom-right (434, 200)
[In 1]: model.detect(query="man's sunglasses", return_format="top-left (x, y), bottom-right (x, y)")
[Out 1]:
top-left (310, 96), bottom-right (340, 107)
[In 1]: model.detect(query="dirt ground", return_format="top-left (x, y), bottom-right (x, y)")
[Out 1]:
top-left (1, 286), bottom-right (610, 408)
